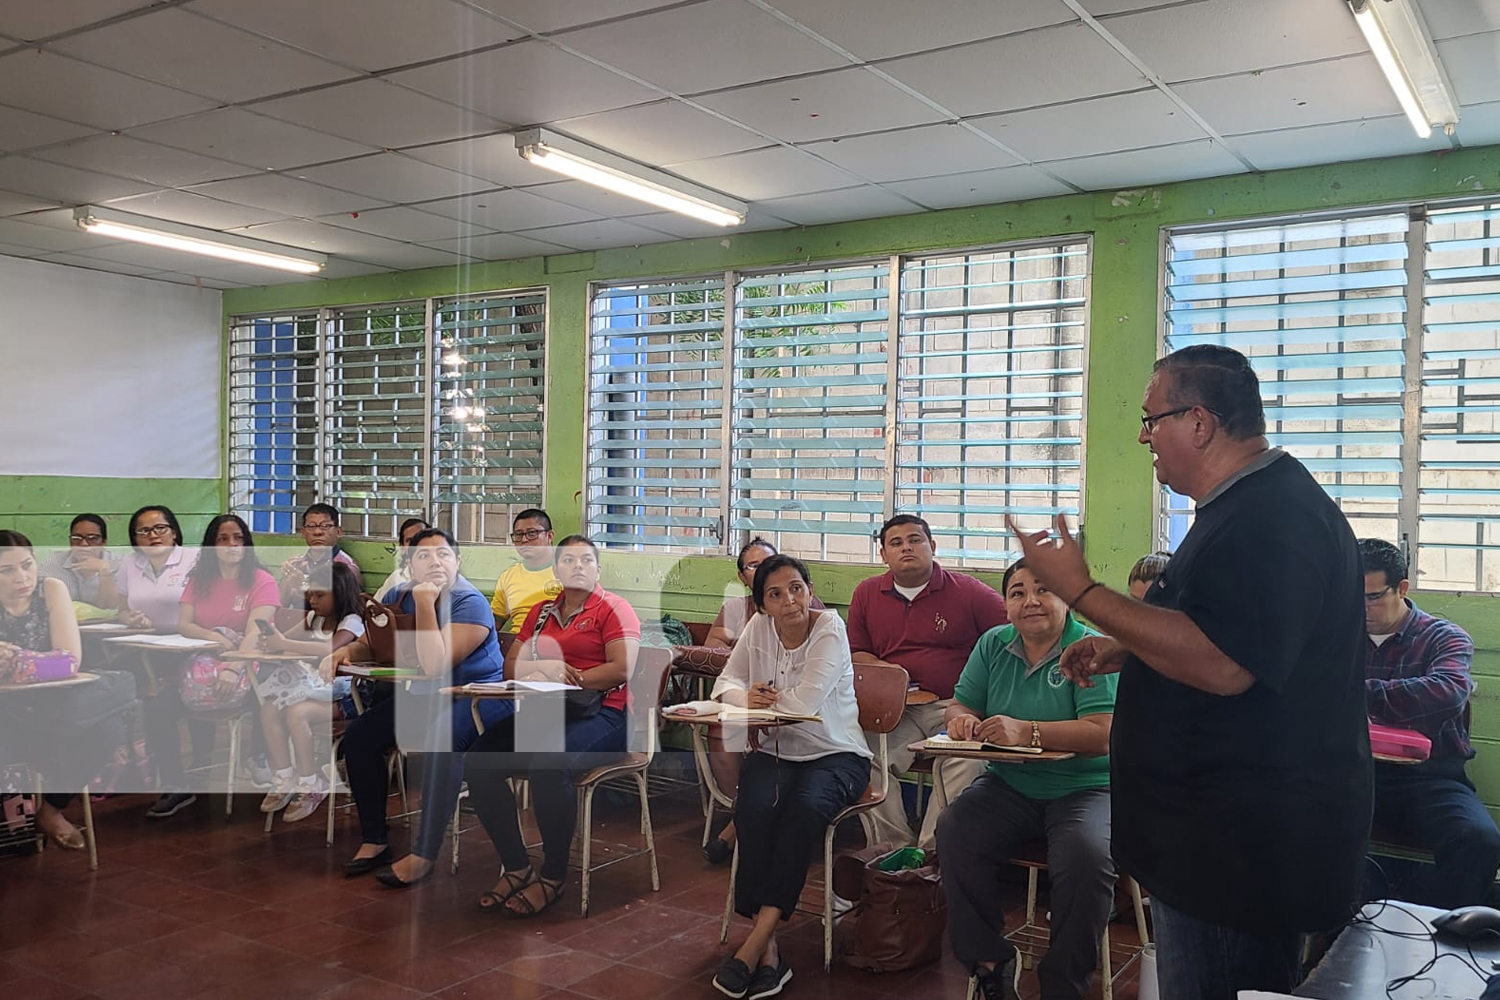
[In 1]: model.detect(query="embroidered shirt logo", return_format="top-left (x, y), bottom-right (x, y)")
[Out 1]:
top-left (574, 617), bottom-right (594, 631)
top-left (1047, 665), bottom-right (1069, 689)
top-left (932, 613), bottom-right (948, 634)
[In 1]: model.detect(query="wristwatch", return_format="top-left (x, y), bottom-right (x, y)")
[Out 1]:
top-left (1030, 720), bottom-right (1042, 749)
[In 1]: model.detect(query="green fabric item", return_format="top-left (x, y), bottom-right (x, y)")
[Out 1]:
top-left (952, 615), bottom-right (1117, 801)
top-left (640, 613), bottom-right (694, 649)
top-left (72, 601), bottom-right (114, 622)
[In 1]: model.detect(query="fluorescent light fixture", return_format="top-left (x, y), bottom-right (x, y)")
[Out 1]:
top-left (514, 128), bottom-right (746, 227)
top-left (73, 206), bottom-right (326, 274)
top-left (1348, 0), bottom-right (1460, 139)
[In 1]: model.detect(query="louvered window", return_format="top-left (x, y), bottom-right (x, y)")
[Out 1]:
top-left (587, 277), bottom-right (728, 550)
top-left (433, 291), bottom-right (547, 543)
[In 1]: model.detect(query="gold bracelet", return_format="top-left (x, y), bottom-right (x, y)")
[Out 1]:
top-left (1030, 720), bottom-right (1042, 748)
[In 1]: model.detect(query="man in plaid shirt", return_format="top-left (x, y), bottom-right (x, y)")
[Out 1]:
top-left (1361, 538), bottom-right (1500, 907)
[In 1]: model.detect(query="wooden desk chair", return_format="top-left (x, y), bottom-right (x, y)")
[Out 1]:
top-left (992, 839), bottom-right (1151, 1000)
top-left (719, 661), bottom-right (910, 971)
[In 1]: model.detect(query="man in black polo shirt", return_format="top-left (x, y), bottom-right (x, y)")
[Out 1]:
top-left (1011, 345), bottom-right (1371, 1000)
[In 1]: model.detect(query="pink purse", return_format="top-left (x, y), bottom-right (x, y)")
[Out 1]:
top-left (179, 654), bottom-right (251, 711)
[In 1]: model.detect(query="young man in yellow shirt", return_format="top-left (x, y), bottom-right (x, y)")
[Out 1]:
top-left (489, 509), bottom-right (562, 633)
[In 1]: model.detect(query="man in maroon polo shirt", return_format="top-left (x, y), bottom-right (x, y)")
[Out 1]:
top-left (849, 514), bottom-right (1008, 849)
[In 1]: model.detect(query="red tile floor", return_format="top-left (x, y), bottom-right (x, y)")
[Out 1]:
top-left (0, 782), bottom-right (1144, 1000)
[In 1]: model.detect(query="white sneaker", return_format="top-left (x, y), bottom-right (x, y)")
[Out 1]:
top-left (259, 776), bottom-right (296, 813)
top-left (283, 783), bottom-right (329, 822)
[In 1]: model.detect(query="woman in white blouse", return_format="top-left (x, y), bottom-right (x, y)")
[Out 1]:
top-left (710, 554), bottom-right (871, 1000)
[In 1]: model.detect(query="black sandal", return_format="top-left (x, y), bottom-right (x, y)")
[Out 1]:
top-left (504, 875), bottom-right (565, 918)
top-left (477, 869), bottom-right (533, 912)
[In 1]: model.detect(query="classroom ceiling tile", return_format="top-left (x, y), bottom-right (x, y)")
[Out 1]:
top-left (292, 153), bottom-right (485, 205)
top-left (885, 166), bottom-right (1074, 209)
top-left (388, 40), bottom-right (660, 126)
top-left (33, 135), bottom-right (253, 188)
top-left (32, 251), bottom-right (165, 277)
top-left (1080, 0), bottom-right (1208, 13)
top-left (66, 241), bottom-right (243, 272)
top-left (317, 258), bottom-right (397, 280)
top-left (0, 190), bottom-right (60, 217)
top-left (462, 0), bottom-right (686, 35)
top-left (102, 189), bottom-right (290, 230)
top-left (345, 242), bottom-right (475, 269)
top-left (765, 0), bottom-right (1076, 60)
top-left (0, 0), bottom-right (155, 41)
top-left (422, 231), bottom-right (573, 261)
top-left (184, 174), bottom-right (390, 218)
top-left (1174, 55), bottom-right (1402, 135)
top-left (155, 272), bottom-right (251, 288)
top-left (0, 50), bottom-right (217, 130)
top-left (231, 218), bottom-right (416, 257)
top-left (1228, 117), bottom-right (1449, 172)
top-left (0, 155), bottom-right (157, 204)
top-left (188, 0), bottom-right (526, 72)
top-left (0, 215), bottom-right (110, 253)
top-left (666, 144), bottom-right (863, 200)
top-left (401, 134), bottom-right (546, 188)
top-left (1455, 99), bottom-right (1500, 146)
top-left (617, 211), bottom-right (744, 239)
top-left (0, 104), bottom-right (98, 155)
top-left (50, 9), bottom-right (357, 104)
top-left (512, 218), bottom-right (678, 250)
top-left (878, 22), bottom-right (1146, 117)
top-left (414, 187), bottom-right (595, 229)
top-left (552, 100), bottom-right (768, 166)
top-left (251, 79), bottom-right (505, 149)
top-left (1422, 0), bottom-right (1500, 40)
top-left (695, 67), bottom-right (946, 144)
top-left (972, 89), bottom-right (1206, 162)
top-left (321, 206), bottom-right (487, 243)
top-left (1044, 139), bottom-right (1247, 190)
top-left (1100, 0), bottom-right (1364, 83)
top-left (754, 185), bottom-right (924, 225)
top-left (126, 108), bottom-right (379, 172)
top-left (800, 123), bottom-right (1017, 183)
top-left (559, 0), bottom-right (846, 95)
top-left (1437, 31), bottom-right (1500, 105)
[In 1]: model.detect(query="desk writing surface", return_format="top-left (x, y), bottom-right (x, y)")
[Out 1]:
top-left (1295, 900), bottom-right (1497, 999)
top-left (0, 671), bottom-right (101, 693)
top-left (908, 739), bottom-right (1075, 763)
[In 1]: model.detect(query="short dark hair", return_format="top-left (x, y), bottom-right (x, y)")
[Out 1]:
top-left (409, 527), bottom-right (459, 552)
top-left (751, 553), bottom-right (811, 610)
top-left (1358, 538), bottom-right (1407, 588)
top-left (1152, 345), bottom-right (1266, 439)
top-left (554, 534), bottom-right (597, 560)
top-left (1001, 558), bottom-right (1029, 595)
top-left (190, 514), bottom-right (263, 598)
top-left (127, 505), bottom-right (184, 550)
top-left (70, 513), bottom-right (107, 542)
top-left (1129, 552), bottom-right (1171, 586)
top-left (0, 529), bottom-right (34, 551)
top-left (302, 503), bottom-right (340, 526)
top-left (877, 514), bottom-right (933, 547)
top-left (736, 537), bottom-right (777, 573)
top-left (514, 508), bottom-right (552, 532)
top-left (397, 517), bottom-right (429, 543)
top-left (306, 561), bottom-right (364, 621)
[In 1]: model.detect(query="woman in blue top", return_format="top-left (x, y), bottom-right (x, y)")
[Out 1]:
top-left (323, 528), bottom-right (509, 884)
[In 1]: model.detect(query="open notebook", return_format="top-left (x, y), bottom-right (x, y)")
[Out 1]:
top-left (924, 732), bottom-right (1044, 755)
top-left (454, 680), bottom-right (581, 694)
top-left (662, 701), bottom-right (821, 723)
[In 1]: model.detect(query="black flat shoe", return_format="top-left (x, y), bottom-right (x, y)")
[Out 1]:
top-left (703, 837), bottom-right (733, 865)
top-left (374, 863), bottom-right (433, 889)
top-left (343, 846), bottom-right (393, 878)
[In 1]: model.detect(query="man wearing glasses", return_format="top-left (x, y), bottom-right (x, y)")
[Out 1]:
top-left (1360, 537), bottom-right (1499, 908)
top-left (278, 503), bottom-right (364, 607)
top-left (490, 508), bottom-right (562, 633)
top-left (42, 513), bottom-right (119, 608)
top-left (1012, 345), bottom-right (1371, 1000)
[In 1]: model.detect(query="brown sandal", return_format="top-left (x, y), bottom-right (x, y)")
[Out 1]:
top-left (503, 875), bottom-right (565, 918)
top-left (477, 869), bottom-right (533, 913)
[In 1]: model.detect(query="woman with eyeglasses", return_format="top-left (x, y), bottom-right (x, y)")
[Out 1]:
top-left (42, 513), bottom-right (120, 610)
top-left (372, 517), bottom-right (430, 603)
top-left (116, 506), bottom-right (194, 631)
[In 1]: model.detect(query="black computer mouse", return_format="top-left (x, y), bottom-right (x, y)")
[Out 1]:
top-left (1432, 905), bottom-right (1500, 939)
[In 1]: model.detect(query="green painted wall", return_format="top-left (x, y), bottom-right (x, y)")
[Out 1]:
top-left (0, 475), bottom-right (224, 546)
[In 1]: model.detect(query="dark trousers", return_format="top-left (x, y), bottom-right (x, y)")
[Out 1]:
top-left (733, 750), bottom-right (869, 920)
top-left (1151, 895), bottom-right (1301, 1000)
top-left (141, 691), bottom-right (215, 790)
top-left (1371, 756), bottom-right (1500, 908)
top-left (936, 773), bottom-right (1115, 1000)
top-left (410, 696), bottom-right (515, 861)
top-left (465, 707), bottom-right (628, 881)
top-left (341, 692), bottom-right (412, 846)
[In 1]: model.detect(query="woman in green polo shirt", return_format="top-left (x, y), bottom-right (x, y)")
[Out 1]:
top-left (934, 559), bottom-right (1118, 1000)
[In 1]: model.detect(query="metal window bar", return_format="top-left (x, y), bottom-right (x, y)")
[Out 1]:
top-left (432, 291), bottom-right (547, 544)
top-left (1161, 214), bottom-right (1411, 551)
top-left (897, 243), bottom-right (1089, 567)
top-left (228, 312), bottom-right (322, 535)
top-left (586, 277), bottom-right (729, 551)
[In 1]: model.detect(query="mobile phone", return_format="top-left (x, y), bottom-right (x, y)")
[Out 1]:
top-left (254, 619), bottom-right (276, 636)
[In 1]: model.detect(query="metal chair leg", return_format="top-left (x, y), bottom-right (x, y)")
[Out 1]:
top-left (225, 716), bottom-right (240, 821)
top-left (580, 784), bottom-right (594, 917)
top-left (721, 841), bottom-right (738, 943)
top-left (80, 789), bottom-right (97, 871)
top-left (1101, 925), bottom-right (1113, 1000)
top-left (1129, 875), bottom-right (1150, 945)
top-left (823, 824), bottom-right (835, 971)
top-left (636, 771), bottom-right (659, 892)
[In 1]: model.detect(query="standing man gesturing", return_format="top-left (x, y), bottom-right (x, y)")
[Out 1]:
top-left (1010, 345), bottom-right (1371, 1000)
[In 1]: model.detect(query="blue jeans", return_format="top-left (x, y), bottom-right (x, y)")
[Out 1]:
top-left (1151, 895), bottom-right (1301, 1000)
top-left (1368, 757), bottom-right (1500, 908)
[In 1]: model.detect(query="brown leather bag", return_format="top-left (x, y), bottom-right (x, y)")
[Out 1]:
top-left (838, 847), bottom-right (946, 973)
top-left (358, 593), bottom-right (417, 667)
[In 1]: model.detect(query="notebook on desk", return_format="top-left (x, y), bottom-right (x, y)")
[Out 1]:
top-left (924, 732), bottom-right (1044, 755)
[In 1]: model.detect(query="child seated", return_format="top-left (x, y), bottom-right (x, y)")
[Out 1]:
top-left (253, 563), bottom-right (364, 822)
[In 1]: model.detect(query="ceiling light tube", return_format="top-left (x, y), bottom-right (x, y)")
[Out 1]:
top-left (73, 206), bottom-right (327, 274)
top-left (1348, 0), bottom-right (1460, 139)
top-left (514, 128), bottom-right (746, 227)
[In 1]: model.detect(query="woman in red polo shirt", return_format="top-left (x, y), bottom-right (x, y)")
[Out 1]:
top-left (462, 535), bottom-right (641, 918)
